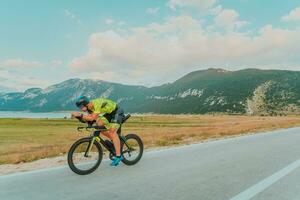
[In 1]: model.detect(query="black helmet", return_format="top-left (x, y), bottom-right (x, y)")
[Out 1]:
top-left (75, 95), bottom-right (90, 108)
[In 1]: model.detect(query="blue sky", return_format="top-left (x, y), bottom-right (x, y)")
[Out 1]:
top-left (0, 0), bottom-right (300, 92)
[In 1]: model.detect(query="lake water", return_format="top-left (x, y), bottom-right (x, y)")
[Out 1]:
top-left (0, 111), bottom-right (72, 118)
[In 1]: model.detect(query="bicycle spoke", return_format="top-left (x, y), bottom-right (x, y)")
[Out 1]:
top-left (122, 138), bottom-right (140, 161)
top-left (72, 141), bottom-right (99, 171)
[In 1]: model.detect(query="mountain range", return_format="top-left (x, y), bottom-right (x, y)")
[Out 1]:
top-left (0, 68), bottom-right (299, 115)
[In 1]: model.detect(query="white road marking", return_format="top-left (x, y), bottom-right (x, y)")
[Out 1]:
top-left (229, 158), bottom-right (300, 200)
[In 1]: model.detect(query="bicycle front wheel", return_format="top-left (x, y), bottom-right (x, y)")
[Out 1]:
top-left (68, 137), bottom-right (103, 175)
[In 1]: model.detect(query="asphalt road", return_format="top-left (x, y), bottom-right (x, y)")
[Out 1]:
top-left (1, 127), bottom-right (300, 200)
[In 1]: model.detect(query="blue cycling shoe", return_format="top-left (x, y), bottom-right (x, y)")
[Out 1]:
top-left (110, 155), bottom-right (124, 166)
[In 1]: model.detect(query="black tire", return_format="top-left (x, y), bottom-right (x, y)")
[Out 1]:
top-left (121, 134), bottom-right (143, 165)
top-left (68, 137), bottom-right (103, 175)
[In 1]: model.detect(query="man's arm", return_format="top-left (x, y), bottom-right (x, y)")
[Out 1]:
top-left (71, 112), bottom-right (98, 122)
top-left (82, 113), bottom-right (99, 122)
top-left (71, 112), bottom-right (82, 119)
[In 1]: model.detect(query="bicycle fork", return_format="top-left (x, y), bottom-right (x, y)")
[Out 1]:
top-left (84, 137), bottom-right (100, 157)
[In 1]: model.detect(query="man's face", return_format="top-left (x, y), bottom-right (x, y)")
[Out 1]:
top-left (80, 106), bottom-right (88, 112)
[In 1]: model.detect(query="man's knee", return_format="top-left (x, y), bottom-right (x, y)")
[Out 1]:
top-left (102, 131), bottom-right (111, 139)
top-left (108, 128), bottom-right (118, 137)
top-left (96, 119), bottom-right (104, 126)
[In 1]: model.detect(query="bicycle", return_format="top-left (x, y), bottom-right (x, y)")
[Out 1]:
top-left (68, 114), bottom-right (143, 175)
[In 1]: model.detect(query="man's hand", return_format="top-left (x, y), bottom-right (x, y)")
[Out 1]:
top-left (71, 112), bottom-right (82, 119)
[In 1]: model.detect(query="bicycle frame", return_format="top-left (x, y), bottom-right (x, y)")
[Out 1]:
top-left (82, 128), bottom-right (134, 157)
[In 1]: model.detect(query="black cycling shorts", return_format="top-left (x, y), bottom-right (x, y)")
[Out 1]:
top-left (103, 105), bottom-right (125, 125)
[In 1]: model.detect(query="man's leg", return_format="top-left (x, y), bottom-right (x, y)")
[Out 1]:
top-left (97, 117), bottom-right (123, 166)
top-left (108, 128), bottom-right (123, 166)
top-left (96, 118), bottom-right (112, 140)
top-left (101, 131), bottom-right (112, 140)
top-left (108, 128), bottom-right (121, 156)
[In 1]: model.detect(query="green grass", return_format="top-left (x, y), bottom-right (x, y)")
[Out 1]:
top-left (1, 115), bottom-right (300, 164)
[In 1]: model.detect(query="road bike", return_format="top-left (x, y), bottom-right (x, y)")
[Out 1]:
top-left (68, 114), bottom-right (143, 175)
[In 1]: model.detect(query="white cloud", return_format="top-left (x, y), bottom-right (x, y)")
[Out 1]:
top-left (118, 21), bottom-right (126, 26)
top-left (0, 59), bottom-right (42, 68)
top-left (0, 69), bottom-right (11, 81)
top-left (214, 9), bottom-right (248, 30)
top-left (20, 77), bottom-right (49, 89)
top-left (64, 9), bottom-right (75, 19)
top-left (70, 16), bottom-right (203, 70)
top-left (146, 7), bottom-right (160, 15)
top-left (134, 15), bottom-right (202, 34)
top-left (0, 59), bottom-right (67, 91)
top-left (104, 18), bottom-right (126, 26)
top-left (68, 15), bottom-right (300, 85)
top-left (167, 0), bottom-right (217, 11)
top-left (209, 5), bottom-right (222, 15)
top-left (64, 9), bottom-right (81, 24)
top-left (105, 18), bottom-right (114, 25)
top-left (51, 60), bottom-right (63, 66)
top-left (0, 69), bottom-right (49, 92)
top-left (282, 7), bottom-right (300, 22)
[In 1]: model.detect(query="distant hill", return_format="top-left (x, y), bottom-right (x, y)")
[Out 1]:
top-left (0, 68), bottom-right (299, 115)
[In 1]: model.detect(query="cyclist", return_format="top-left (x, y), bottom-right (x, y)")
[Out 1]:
top-left (71, 96), bottom-right (125, 166)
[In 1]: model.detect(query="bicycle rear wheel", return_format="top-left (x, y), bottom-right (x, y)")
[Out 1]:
top-left (68, 137), bottom-right (103, 175)
top-left (121, 134), bottom-right (143, 165)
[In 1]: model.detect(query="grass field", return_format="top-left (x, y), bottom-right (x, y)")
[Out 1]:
top-left (0, 115), bottom-right (300, 164)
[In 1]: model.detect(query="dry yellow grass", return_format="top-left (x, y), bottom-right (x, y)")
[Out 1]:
top-left (0, 115), bottom-right (300, 164)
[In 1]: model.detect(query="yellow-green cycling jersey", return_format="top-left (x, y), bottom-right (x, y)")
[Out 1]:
top-left (90, 98), bottom-right (120, 129)
top-left (90, 98), bottom-right (117, 114)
